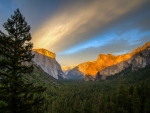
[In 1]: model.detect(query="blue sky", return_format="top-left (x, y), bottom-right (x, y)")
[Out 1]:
top-left (0, 0), bottom-right (150, 66)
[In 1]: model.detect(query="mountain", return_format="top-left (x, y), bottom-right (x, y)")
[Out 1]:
top-left (32, 48), bottom-right (66, 79)
top-left (67, 42), bottom-right (150, 80)
top-left (61, 66), bottom-right (75, 77)
top-left (24, 64), bottom-right (61, 85)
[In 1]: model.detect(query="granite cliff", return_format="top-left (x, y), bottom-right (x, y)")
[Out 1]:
top-left (99, 42), bottom-right (150, 79)
top-left (32, 48), bottom-right (66, 79)
top-left (66, 42), bottom-right (150, 80)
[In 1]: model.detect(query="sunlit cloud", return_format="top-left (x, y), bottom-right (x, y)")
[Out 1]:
top-left (32, 0), bottom-right (144, 53)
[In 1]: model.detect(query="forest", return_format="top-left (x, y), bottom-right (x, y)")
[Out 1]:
top-left (26, 64), bottom-right (150, 113)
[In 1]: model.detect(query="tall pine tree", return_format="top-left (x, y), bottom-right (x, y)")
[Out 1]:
top-left (0, 9), bottom-right (45, 113)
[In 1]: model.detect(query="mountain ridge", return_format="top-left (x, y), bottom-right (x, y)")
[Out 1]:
top-left (67, 41), bottom-right (150, 80)
top-left (32, 48), bottom-right (56, 59)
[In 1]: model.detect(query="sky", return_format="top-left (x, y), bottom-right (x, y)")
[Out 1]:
top-left (0, 0), bottom-right (150, 67)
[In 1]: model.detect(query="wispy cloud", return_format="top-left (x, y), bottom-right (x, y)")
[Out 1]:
top-left (57, 36), bottom-right (150, 66)
top-left (32, 0), bottom-right (144, 53)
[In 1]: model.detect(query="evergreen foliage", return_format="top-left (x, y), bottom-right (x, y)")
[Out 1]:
top-left (0, 9), bottom-right (45, 113)
top-left (39, 65), bottom-right (150, 113)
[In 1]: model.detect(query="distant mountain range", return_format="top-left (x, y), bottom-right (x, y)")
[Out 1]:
top-left (66, 42), bottom-right (150, 81)
top-left (32, 42), bottom-right (150, 81)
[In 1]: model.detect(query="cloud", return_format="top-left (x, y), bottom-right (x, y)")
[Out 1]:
top-left (57, 35), bottom-right (150, 66)
top-left (116, 13), bottom-right (150, 37)
top-left (32, 0), bottom-right (144, 53)
top-left (57, 39), bottom-right (130, 66)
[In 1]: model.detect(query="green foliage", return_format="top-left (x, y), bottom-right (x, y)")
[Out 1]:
top-left (0, 9), bottom-right (45, 113)
top-left (39, 65), bottom-right (150, 113)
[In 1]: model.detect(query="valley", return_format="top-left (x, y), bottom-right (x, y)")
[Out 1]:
top-left (0, 2), bottom-right (150, 112)
top-left (25, 41), bottom-right (150, 113)
top-left (24, 62), bottom-right (150, 113)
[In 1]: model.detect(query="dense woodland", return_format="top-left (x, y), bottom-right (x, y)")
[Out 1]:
top-left (22, 65), bottom-right (150, 113)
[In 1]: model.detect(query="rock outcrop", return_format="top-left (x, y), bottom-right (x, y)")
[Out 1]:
top-left (33, 48), bottom-right (56, 59)
top-left (99, 59), bottom-right (131, 77)
top-left (131, 46), bottom-right (150, 71)
top-left (99, 42), bottom-right (150, 78)
top-left (66, 67), bottom-right (84, 80)
top-left (32, 48), bottom-right (66, 79)
top-left (67, 42), bottom-right (150, 80)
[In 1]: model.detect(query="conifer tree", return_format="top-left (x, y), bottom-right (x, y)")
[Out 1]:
top-left (0, 9), bottom-right (45, 113)
top-left (132, 87), bottom-right (141, 113)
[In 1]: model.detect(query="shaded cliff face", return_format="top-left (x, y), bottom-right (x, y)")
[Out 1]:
top-left (67, 42), bottom-right (150, 80)
top-left (99, 59), bottom-right (131, 77)
top-left (66, 67), bottom-right (84, 80)
top-left (32, 49), bottom-right (66, 79)
top-left (131, 46), bottom-right (150, 71)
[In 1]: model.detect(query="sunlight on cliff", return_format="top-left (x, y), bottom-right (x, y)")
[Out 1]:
top-left (32, 48), bottom-right (56, 59)
top-left (78, 42), bottom-right (150, 77)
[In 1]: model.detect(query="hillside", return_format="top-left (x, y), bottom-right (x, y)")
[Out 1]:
top-left (23, 64), bottom-right (62, 86)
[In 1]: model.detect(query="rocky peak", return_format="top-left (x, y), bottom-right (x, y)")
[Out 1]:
top-left (131, 42), bottom-right (150, 55)
top-left (97, 54), bottom-right (115, 61)
top-left (78, 62), bottom-right (98, 77)
top-left (67, 41), bottom-right (150, 80)
top-left (32, 49), bottom-right (66, 79)
top-left (33, 48), bottom-right (56, 59)
top-left (96, 53), bottom-right (131, 72)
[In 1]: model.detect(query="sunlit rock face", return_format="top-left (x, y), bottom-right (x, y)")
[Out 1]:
top-left (33, 48), bottom-right (56, 59)
top-left (67, 53), bottom-right (132, 80)
top-left (99, 42), bottom-right (150, 78)
top-left (96, 53), bottom-right (131, 71)
top-left (32, 49), bottom-right (66, 79)
top-left (96, 53), bottom-right (131, 77)
top-left (67, 42), bottom-right (150, 80)
top-left (78, 61), bottom-right (98, 77)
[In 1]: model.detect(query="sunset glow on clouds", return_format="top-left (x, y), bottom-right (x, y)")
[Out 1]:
top-left (32, 0), bottom-right (143, 52)
top-left (0, 0), bottom-right (150, 66)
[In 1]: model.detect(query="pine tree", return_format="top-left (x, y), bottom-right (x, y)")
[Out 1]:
top-left (144, 97), bottom-right (150, 113)
top-left (132, 86), bottom-right (141, 113)
top-left (0, 9), bottom-right (45, 113)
